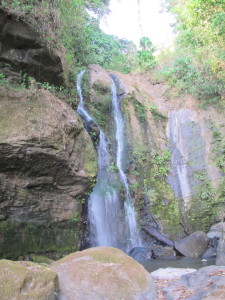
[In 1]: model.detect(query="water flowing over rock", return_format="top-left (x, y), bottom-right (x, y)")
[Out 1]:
top-left (88, 131), bottom-right (122, 247)
top-left (110, 74), bottom-right (142, 249)
top-left (167, 109), bottom-right (206, 207)
top-left (83, 66), bottom-right (225, 243)
top-left (77, 71), bottom-right (123, 248)
top-left (77, 70), bottom-right (142, 250)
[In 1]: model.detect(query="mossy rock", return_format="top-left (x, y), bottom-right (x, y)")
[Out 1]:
top-left (51, 247), bottom-right (157, 300)
top-left (30, 254), bottom-right (55, 265)
top-left (0, 259), bottom-right (58, 300)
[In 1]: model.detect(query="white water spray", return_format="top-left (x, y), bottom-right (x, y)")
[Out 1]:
top-left (76, 71), bottom-right (142, 250)
top-left (110, 76), bottom-right (142, 248)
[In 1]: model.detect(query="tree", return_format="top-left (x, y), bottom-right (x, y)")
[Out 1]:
top-left (137, 37), bottom-right (156, 70)
top-left (158, 0), bottom-right (225, 106)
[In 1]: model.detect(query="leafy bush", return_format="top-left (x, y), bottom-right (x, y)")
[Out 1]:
top-left (158, 0), bottom-right (225, 107)
top-left (137, 37), bottom-right (157, 70)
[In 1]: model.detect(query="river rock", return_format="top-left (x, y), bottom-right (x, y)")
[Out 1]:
top-left (128, 246), bottom-right (152, 261)
top-left (216, 238), bottom-right (225, 266)
top-left (151, 267), bottom-right (196, 280)
top-left (202, 246), bottom-right (217, 259)
top-left (51, 246), bottom-right (157, 300)
top-left (151, 245), bottom-right (176, 260)
top-left (0, 259), bottom-right (58, 300)
top-left (207, 222), bottom-right (225, 239)
top-left (174, 231), bottom-right (209, 257)
top-left (163, 265), bottom-right (225, 300)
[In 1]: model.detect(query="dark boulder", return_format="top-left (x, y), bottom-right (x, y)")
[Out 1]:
top-left (128, 247), bottom-right (152, 261)
top-left (174, 231), bottom-right (209, 258)
top-left (151, 245), bottom-right (176, 260)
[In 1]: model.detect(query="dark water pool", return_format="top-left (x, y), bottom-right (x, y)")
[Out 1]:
top-left (140, 257), bottom-right (216, 273)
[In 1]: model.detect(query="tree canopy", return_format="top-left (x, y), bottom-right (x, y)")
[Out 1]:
top-left (159, 0), bottom-right (225, 107)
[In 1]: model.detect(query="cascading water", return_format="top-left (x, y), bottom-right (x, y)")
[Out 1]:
top-left (76, 70), bottom-right (142, 250)
top-left (76, 70), bottom-right (93, 127)
top-left (110, 75), bottom-right (142, 248)
top-left (77, 71), bottom-right (121, 248)
top-left (88, 130), bottom-right (122, 247)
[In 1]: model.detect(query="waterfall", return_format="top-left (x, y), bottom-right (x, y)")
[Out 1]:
top-left (88, 130), bottom-right (121, 247)
top-left (76, 70), bottom-right (141, 250)
top-left (76, 70), bottom-right (93, 127)
top-left (76, 71), bottom-right (121, 248)
top-left (110, 76), bottom-right (142, 248)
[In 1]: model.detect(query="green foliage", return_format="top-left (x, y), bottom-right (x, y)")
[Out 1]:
top-left (55, 1), bottom-right (137, 72)
top-left (151, 149), bottom-right (171, 177)
top-left (72, 212), bottom-right (79, 224)
top-left (107, 163), bottom-right (118, 173)
top-left (185, 176), bottom-right (218, 232)
top-left (159, 0), bottom-right (225, 107)
top-left (211, 124), bottom-right (225, 173)
top-left (132, 143), bottom-right (180, 236)
top-left (0, 73), bottom-right (9, 86)
top-left (131, 97), bottom-right (147, 123)
top-left (149, 104), bottom-right (167, 120)
top-left (137, 37), bottom-right (157, 70)
top-left (183, 122), bottom-right (225, 232)
top-left (1, 1), bottom-right (136, 74)
top-left (160, 51), bottom-right (224, 107)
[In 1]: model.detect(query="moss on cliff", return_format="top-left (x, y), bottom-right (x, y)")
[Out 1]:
top-left (131, 144), bottom-right (182, 237)
top-left (0, 219), bottom-right (79, 259)
top-left (0, 85), bottom-right (97, 259)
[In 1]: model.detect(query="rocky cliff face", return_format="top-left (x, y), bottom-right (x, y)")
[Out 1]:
top-left (0, 8), bottom-right (99, 259)
top-left (0, 9), bottom-right (64, 86)
top-left (0, 86), bottom-right (97, 258)
top-left (87, 64), bottom-right (225, 240)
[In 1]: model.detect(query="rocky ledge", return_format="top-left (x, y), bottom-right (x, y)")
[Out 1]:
top-left (0, 86), bottom-right (97, 258)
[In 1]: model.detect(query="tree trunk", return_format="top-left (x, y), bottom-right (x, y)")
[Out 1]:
top-left (142, 226), bottom-right (174, 247)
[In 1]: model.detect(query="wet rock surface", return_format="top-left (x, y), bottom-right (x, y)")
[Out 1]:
top-left (151, 245), bottom-right (177, 260)
top-left (128, 246), bottom-right (153, 261)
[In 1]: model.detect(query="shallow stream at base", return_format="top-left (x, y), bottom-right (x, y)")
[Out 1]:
top-left (140, 257), bottom-right (216, 273)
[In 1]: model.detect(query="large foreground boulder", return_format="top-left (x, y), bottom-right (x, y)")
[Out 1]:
top-left (0, 259), bottom-right (58, 300)
top-left (51, 246), bottom-right (157, 300)
top-left (174, 231), bottom-right (209, 257)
